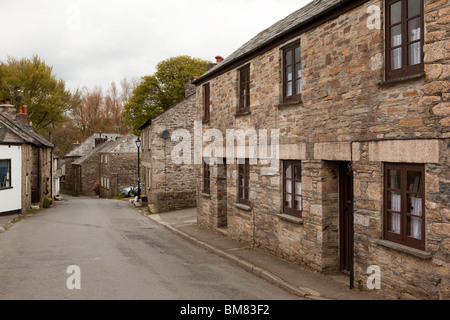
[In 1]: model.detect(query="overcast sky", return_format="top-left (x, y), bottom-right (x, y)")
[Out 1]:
top-left (0, 0), bottom-right (311, 93)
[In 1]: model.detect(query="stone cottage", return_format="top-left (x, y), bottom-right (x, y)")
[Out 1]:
top-left (138, 82), bottom-right (197, 213)
top-left (192, 0), bottom-right (449, 299)
top-left (99, 133), bottom-right (138, 198)
top-left (62, 132), bottom-right (120, 195)
top-left (0, 102), bottom-right (53, 213)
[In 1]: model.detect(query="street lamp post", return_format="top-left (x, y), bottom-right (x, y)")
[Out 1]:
top-left (135, 137), bottom-right (141, 200)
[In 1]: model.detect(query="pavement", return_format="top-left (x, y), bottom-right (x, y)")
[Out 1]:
top-left (1, 201), bottom-right (384, 300)
top-left (145, 207), bottom-right (384, 300)
top-left (0, 211), bottom-right (23, 233)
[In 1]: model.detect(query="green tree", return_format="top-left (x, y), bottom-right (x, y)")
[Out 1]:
top-left (123, 55), bottom-right (210, 134)
top-left (0, 55), bottom-right (80, 137)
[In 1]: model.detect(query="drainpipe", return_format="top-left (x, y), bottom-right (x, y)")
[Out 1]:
top-left (50, 149), bottom-right (53, 198)
top-left (349, 164), bottom-right (354, 290)
top-left (38, 148), bottom-right (41, 205)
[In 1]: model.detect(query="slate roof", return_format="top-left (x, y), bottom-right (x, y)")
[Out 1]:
top-left (65, 133), bottom-right (121, 158)
top-left (100, 134), bottom-right (138, 154)
top-left (194, 0), bottom-right (346, 83)
top-left (0, 113), bottom-right (54, 148)
top-left (72, 140), bottom-right (115, 166)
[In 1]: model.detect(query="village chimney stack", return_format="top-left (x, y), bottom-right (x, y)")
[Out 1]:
top-left (0, 98), bottom-right (17, 119)
top-left (16, 105), bottom-right (30, 125)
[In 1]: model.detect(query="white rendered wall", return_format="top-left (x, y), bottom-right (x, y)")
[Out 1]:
top-left (0, 145), bottom-right (22, 213)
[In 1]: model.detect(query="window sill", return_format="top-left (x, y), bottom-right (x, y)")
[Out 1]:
top-left (379, 72), bottom-right (425, 87)
top-left (0, 187), bottom-right (13, 191)
top-left (232, 202), bottom-right (252, 211)
top-left (235, 111), bottom-right (251, 117)
top-left (277, 95), bottom-right (303, 108)
top-left (374, 239), bottom-right (431, 260)
top-left (276, 213), bottom-right (303, 225)
top-left (277, 100), bottom-right (303, 109)
top-left (201, 192), bottom-right (212, 198)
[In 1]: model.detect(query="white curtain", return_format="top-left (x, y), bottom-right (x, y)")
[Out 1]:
top-left (295, 182), bottom-right (301, 195)
top-left (390, 213), bottom-right (401, 234)
top-left (390, 193), bottom-right (401, 234)
top-left (392, 34), bottom-right (402, 69)
top-left (391, 193), bottom-right (401, 211)
top-left (410, 196), bottom-right (422, 239)
top-left (285, 179), bottom-right (292, 193)
top-left (295, 196), bottom-right (302, 211)
top-left (286, 194), bottom-right (292, 208)
top-left (410, 26), bottom-right (421, 65)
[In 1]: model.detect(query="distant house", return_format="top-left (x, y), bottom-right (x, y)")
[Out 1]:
top-left (53, 157), bottom-right (65, 197)
top-left (62, 132), bottom-right (120, 195)
top-left (0, 102), bottom-right (53, 214)
top-left (138, 82), bottom-right (197, 213)
top-left (99, 133), bottom-right (138, 198)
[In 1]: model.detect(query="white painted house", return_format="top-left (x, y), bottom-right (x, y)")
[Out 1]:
top-left (0, 102), bottom-right (53, 214)
top-left (0, 144), bottom-right (22, 213)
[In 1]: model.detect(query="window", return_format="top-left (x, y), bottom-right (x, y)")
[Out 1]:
top-left (283, 42), bottom-right (302, 103)
top-left (203, 160), bottom-right (210, 194)
top-left (283, 161), bottom-right (302, 217)
top-left (385, 0), bottom-right (424, 80)
top-left (238, 65), bottom-right (251, 113)
top-left (147, 168), bottom-right (152, 190)
top-left (0, 160), bottom-right (11, 189)
top-left (384, 163), bottom-right (425, 250)
top-left (203, 83), bottom-right (210, 121)
top-left (238, 159), bottom-right (250, 205)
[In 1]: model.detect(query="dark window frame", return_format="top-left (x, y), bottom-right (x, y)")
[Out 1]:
top-left (238, 158), bottom-right (250, 206)
top-left (282, 41), bottom-right (302, 104)
top-left (0, 159), bottom-right (11, 189)
top-left (203, 160), bottom-right (211, 194)
top-left (384, 163), bottom-right (425, 251)
top-left (238, 64), bottom-right (251, 114)
top-left (283, 161), bottom-right (302, 218)
top-left (203, 83), bottom-right (210, 122)
top-left (385, 0), bottom-right (424, 80)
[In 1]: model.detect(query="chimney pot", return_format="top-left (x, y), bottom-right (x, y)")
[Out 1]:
top-left (5, 98), bottom-right (11, 105)
top-left (23, 105), bottom-right (28, 114)
top-left (215, 56), bottom-right (224, 63)
top-left (19, 106), bottom-right (23, 113)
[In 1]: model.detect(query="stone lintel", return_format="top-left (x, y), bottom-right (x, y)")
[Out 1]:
top-left (279, 143), bottom-right (307, 160)
top-left (313, 142), bottom-right (352, 161)
top-left (368, 139), bottom-right (440, 164)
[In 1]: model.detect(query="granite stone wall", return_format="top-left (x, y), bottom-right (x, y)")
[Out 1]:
top-left (195, 0), bottom-right (449, 299)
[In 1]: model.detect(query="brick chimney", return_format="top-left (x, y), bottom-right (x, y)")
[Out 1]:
top-left (16, 105), bottom-right (30, 125)
top-left (72, 141), bottom-right (80, 149)
top-left (0, 98), bottom-right (17, 119)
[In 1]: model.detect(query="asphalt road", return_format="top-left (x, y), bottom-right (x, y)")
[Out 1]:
top-left (0, 196), bottom-right (300, 300)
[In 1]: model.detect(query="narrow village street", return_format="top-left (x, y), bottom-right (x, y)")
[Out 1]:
top-left (0, 196), bottom-right (301, 300)
top-left (0, 0), bottom-right (448, 303)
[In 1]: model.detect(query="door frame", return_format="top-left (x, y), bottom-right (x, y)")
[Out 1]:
top-left (338, 161), bottom-right (354, 287)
